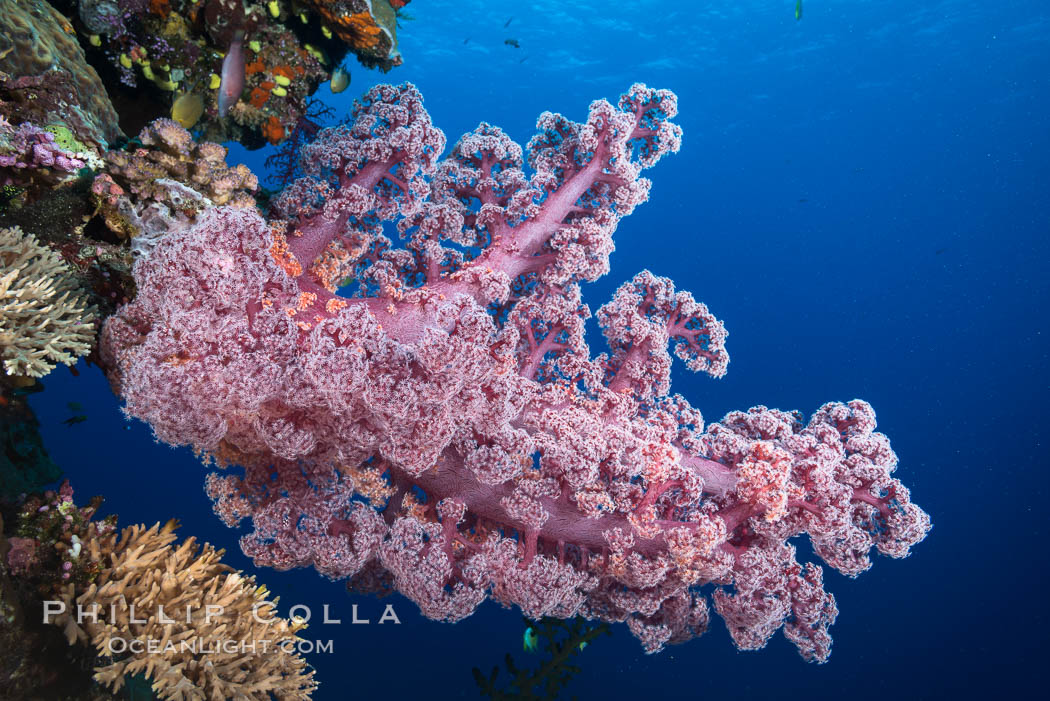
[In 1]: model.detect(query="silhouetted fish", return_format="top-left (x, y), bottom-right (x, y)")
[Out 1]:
top-left (505, 17), bottom-right (514, 28)
top-left (504, 38), bottom-right (520, 48)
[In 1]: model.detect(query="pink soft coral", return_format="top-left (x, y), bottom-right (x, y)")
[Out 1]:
top-left (101, 83), bottom-right (930, 662)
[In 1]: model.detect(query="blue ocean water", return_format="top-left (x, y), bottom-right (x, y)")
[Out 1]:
top-left (29, 0), bottom-right (1049, 697)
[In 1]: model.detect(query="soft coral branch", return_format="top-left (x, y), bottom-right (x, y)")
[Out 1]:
top-left (101, 83), bottom-right (929, 663)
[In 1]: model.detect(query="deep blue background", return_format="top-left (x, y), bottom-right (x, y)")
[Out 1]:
top-left (28, 1), bottom-right (1049, 698)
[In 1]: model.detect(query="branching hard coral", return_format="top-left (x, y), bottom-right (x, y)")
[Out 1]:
top-left (4, 483), bottom-right (318, 701)
top-left (0, 226), bottom-right (97, 378)
top-left (56, 521), bottom-right (318, 700)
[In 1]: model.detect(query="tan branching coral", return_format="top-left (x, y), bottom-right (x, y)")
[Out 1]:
top-left (0, 226), bottom-right (96, 377)
top-left (92, 119), bottom-right (258, 250)
top-left (112, 119), bottom-right (259, 209)
top-left (53, 519), bottom-right (317, 701)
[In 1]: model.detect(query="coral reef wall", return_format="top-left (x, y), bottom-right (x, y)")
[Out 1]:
top-left (0, 0), bottom-right (123, 150)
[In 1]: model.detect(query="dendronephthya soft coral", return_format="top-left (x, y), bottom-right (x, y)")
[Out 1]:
top-left (101, 83), bottom-right (930, 662)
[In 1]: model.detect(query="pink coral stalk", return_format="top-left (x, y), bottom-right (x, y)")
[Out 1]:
top-left (101, 83), bottom-right (930, 662)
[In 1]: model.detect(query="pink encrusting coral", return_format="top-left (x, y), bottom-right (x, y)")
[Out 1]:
top-left (0, 118), bottom-right (85, 185)
top-left (101, 83), bottom-right (930, 662)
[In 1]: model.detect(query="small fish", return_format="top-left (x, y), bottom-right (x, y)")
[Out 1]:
top-left (795, 0), bottom-right (803, 21)
top-left (504, 38), bottom-right (520, 48)
top-left (463, 37), bottom-right (470, 44)
top-left (217, 30), bottom-right (246, 117)
top-left (519, 56), bottom-right (528, 64)
top-left (504, 17), bottom-right (514, 28)
top-left (330, 67), bottom-right (350, 94)
top-left (935, 247), bottom-right (947, 255)
top-left (578, 641), bottom-right (588, 651)
top-left (63, 415), bottom-right (88, 427)
top-left (171, 92), bottom-right (205, 128)
top-left (798, 198), bottom-right (809, 203)
top-left (67, 402), bottom-right (83, 412)
top-left (523, 626), bottom-right (538, 653)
